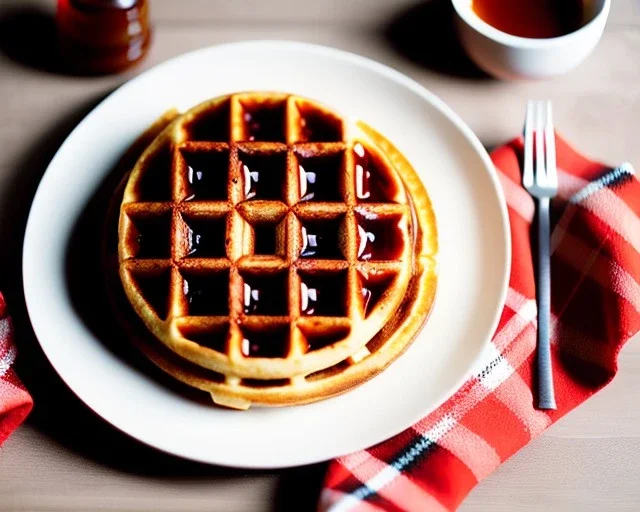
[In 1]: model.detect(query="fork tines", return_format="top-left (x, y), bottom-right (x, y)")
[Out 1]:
top-left (523, 100), bottom-right (558, 196)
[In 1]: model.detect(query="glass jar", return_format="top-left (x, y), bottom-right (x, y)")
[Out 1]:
top-left (56, 0), bottom-right (152, 75)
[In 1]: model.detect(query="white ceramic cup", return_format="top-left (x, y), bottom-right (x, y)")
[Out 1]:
top-left (451, 0), bottom-right (611, 80)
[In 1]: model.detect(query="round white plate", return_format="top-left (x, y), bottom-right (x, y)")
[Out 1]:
top-left (23, 41), bottom-right (510, 469)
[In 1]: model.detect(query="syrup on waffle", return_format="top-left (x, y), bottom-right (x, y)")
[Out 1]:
top-left (114, 92), bottom-right (438, 409)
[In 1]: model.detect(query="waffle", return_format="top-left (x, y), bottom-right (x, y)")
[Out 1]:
top-left (114, 92), bottom-right (438, 409)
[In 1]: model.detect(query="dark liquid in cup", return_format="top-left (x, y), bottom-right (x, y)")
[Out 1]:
top-left (471, 0), bottom-right (584, 39)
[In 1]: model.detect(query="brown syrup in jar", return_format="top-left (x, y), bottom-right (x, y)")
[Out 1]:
top-left (57, 0), bottom-right (152, 75)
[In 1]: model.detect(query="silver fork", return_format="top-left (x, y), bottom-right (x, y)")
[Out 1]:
top-left (523, 100), bottom-right (558, 410)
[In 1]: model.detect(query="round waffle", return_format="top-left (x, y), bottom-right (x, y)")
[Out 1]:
top-left (114, 92), bottom-right (438, 409)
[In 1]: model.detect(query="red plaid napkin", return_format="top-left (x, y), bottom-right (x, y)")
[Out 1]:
top-left (319, 135), bottom-right (639, 512)
top-left (0, 293), bottom-right (32, 446)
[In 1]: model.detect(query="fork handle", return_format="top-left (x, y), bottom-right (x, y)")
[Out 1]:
top-left (537, 197), bottom-right (556, 409)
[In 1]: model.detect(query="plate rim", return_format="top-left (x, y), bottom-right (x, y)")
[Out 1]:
top-left (22, 40), bottom-right (511, 468)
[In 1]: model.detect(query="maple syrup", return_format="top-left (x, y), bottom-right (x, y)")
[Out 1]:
top-left (241, 378), bottom-right (290, 388)
top-left (183, 216), bottom-right (228, 258)
top-left (184, 101), bottom-right (231, 142)
top-left (134, 271), bottom-right (170, 319)
top-left (182, 150), bottom-right (229, 201)
top-left (299, 272), bottom-right (348, 317)
top-left (297, 104), bottom-right (343, 142)
top-left (183, 271), bottom-right (230, 316)
top-left (353, 143), bottom-right (400, 202)
top-left (131, 213), bottom-right (171, 259)
top-left (298, 153), bottom-right (344, 202)
top-left (303, 325), bottom-right (351, 351)
top-left (240, 152), bottom-right (287, 201)
top-left (180, 325), bottom-right (229, 353)
top-left (356, 213), bottom-right (405, 261)
top-left (242, 273), bottom-right (288, 315)
top-left (253, 223), bottom-right (278, 255)
top-left (300, 218), bottom-right (344, 259)
top-left (136, 145), bottom-right (172, 201)
top-left (471, 0), bottom-right (584, 39)
top-left (56, 0), bottom-right (152, 74)
top-left (359, 272), bottom-right (395, 316)
top-left (241, 102), bottom-right (287, 142)
top-left (241, 326), bottom-right (290, 358)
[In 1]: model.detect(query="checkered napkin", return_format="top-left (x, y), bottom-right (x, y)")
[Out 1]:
top-left (319, 135), bottom-right (639, 512)
top-left (0, 293), bottom-right (33, 446)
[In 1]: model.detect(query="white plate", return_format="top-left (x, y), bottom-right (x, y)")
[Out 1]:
top-left (22, 41), bottom-right (510, 469)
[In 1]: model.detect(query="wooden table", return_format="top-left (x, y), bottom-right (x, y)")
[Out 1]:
top-left (1, 0), bottom-right (639, 510)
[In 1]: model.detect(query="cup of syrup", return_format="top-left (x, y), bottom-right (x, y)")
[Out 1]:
top-left (451, 0), bottom-right (611, 80)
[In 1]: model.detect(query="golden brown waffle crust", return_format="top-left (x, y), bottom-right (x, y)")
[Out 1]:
top-left (113, 93), bottom-right (438, 409)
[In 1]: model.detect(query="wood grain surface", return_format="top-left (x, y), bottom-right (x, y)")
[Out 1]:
top-left (0, 0), bottom-right (639, 510)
